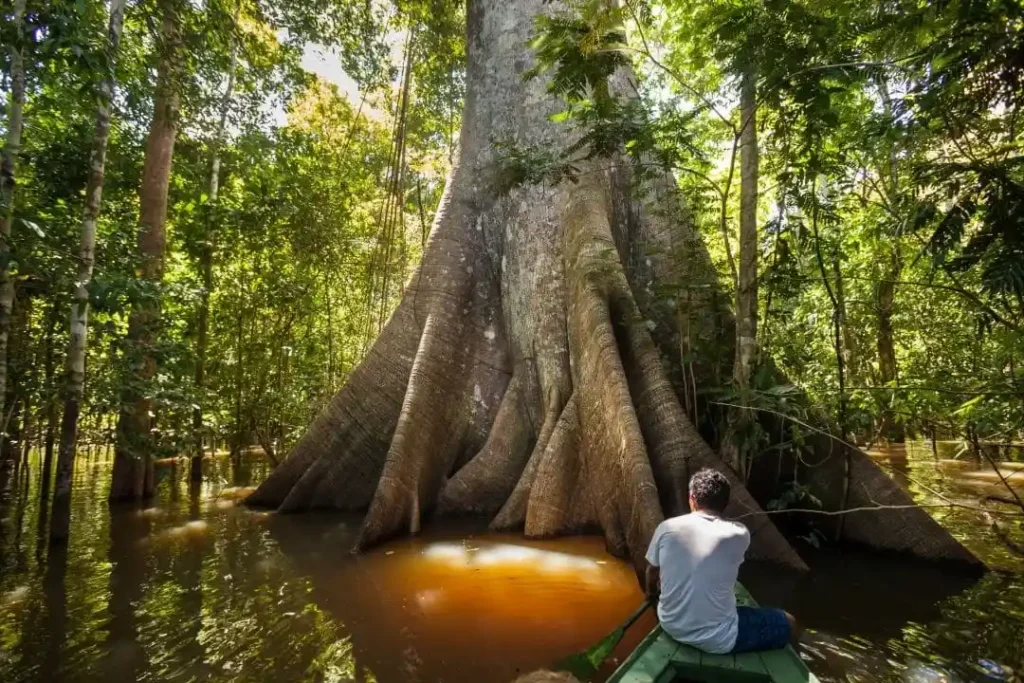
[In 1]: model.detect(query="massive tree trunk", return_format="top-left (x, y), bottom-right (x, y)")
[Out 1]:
top-left (0, 0), bottom-right (28, 446)
top-left (110, 0), bottom-right (181, 502)
top-left (51, 0), bottom-right (129, 539)
top-left (249, 0), bottom-right (979, 571)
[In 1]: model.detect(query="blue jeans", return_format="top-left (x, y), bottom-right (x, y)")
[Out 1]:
top-left (732, 606), bottom-right (792, 652)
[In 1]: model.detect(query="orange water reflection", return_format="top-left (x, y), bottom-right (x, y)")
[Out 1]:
top-left (275, 526), bottom-right (648, 682)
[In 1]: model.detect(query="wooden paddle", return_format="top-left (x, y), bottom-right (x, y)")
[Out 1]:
top-left (553, 600), bottom-right (653, 679)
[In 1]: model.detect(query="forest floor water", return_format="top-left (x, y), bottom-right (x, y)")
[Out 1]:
top-left (0, 443), bottom-right (1022, 683)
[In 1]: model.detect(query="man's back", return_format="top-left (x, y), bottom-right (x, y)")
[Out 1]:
top-left (645, 511), bottom-right (750, 654)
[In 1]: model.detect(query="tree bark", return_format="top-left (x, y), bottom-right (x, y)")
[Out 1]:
top-left (248, 0), bottom-right (979, 572)
top-left (3, 292), bottom-right (30, 465)
top-left (248, 0), bottom-right (802, 572)
top-left (192, 14), bottom-right (239, 484)
top-left (876, 247), bottom-right (903, 442)
top-left (874, 79), bottom-right (903, 443)
top-left (39, 303), bottom-right (60, 502)
top-left (51, 0), bottom-right (129, 538)
top-left (723, 66), bottom-right (759, 479)
top-left (111, 0), bottom-right (181, 502)
top-left (0, 0), bottom-right (28, 442)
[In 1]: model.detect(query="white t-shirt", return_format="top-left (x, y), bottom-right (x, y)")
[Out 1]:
top-left (645, 511), bottom-right (751, 654)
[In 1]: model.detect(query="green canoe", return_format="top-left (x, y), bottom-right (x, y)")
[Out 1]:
top-left (606, 585), bottom-right (820, 683)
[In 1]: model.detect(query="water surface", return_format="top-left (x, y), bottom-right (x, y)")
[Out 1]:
top-left (0, 443), bottom-right (1022, 683)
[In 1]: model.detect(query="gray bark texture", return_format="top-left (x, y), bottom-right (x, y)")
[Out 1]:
top-left (722, 67), bottom-right (759, 479)
top-left (51, 0), bottom-right (129, 543)
top-left (0, 0), bottom-right (28, 446)
top-left (249, 0), bottom-right (980, 571)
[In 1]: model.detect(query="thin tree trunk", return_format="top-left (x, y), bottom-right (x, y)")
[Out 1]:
top-left (4, 395), bottom-right (22, 467)
top-left (3, 294), bottom-right (30, 466)
top-left (111, 0), bottom-right (181, 502)
top-left (20, 394), bottom-right (32, 472)
top-left (325, 270), bottom-right (335, 389)
top-left (810, 186), bottom-right (852, 539)
top-left (830, 246), bottom-right (851, 540)
top-left (51, 0), bottom-right (128, 540)
top-left (832, 250), bottom-right (849, 436)
top-left (875, 79), bottom-right (904, 443)
top-left (231, 307), bottom-right (244, 458)
top-left (40, 304), bottom-right (59, 501)
top-left (724, 66), bottom-right (759, 479)
top-left (193, 18), bottom-right (238, 484)
top-left (876, 247), bottom-right (903, 442)
top-left (0, 0), bottom-right (27, 441)
top-left (19, 306), bottom-right (38, 477)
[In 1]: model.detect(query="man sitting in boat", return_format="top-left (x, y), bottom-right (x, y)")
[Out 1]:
top-left (644, 468), bottom-right (798, 654)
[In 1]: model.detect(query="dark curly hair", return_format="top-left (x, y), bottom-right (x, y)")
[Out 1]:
top-left (689, 468), bottom-right (731, 514)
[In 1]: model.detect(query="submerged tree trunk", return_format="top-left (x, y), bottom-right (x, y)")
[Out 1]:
top-left (111, 0), bottom-right (181, 502)
top-left (0, 0), bottom-right (28, 440)
top-left (3, 293), bottom-right (30, 466)
top-left (40, 303), bottom-right (60, 502)
top-left (249, 0), bottom-right (979, 571)
top-left (51, 0), bottom-right (129, 541)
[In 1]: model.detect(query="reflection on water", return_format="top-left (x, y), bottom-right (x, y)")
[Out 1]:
top-left (866, 441), bottom-right (1024, 571)
top-left (0, 443), bottom-right (1022, 682)
top-left (0, 451), bottom-right (643, 682)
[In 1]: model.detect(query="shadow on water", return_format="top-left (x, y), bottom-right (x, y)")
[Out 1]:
top-left (0, 444), bottom-right (1023, 682)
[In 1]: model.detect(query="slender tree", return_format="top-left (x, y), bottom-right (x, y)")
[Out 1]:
top-left (110, 0), bottom-right (183, 502)
top-left (875, 80), bottom-right (904, 442)
top-left (39, 303), bottom-right (60, 501)
top-left (876, 245), bottom-right (902, 440)
top-left (50, 0), bottom-right (130, 540)
top-left (723, 66), bottom-right (760, 479)
top-left (0, 0), bottom-right (28, 451)
top-left (192, 8), bottom-right (239, 484)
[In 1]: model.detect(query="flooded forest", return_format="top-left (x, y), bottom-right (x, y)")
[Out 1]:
top-left (1, 0), bottom-right (1023, 681)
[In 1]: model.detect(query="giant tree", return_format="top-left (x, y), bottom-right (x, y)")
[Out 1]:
top-left (248, 0), bottom-right (978, 570)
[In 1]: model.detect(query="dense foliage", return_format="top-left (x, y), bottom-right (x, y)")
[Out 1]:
top-left (0, 0), bottom-right (464, 476)
top-left (528, 0), bottom-right (1024, 461)
top-left (0, 0), bottom-right (1021, 512)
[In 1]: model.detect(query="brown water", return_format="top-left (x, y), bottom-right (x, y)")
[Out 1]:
top-left (0, 443), bottom-right (1022, 683)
